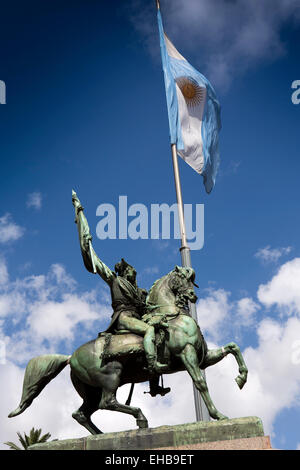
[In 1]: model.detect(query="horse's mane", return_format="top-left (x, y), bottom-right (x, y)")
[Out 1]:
top-left (147, 269), bottom-right (174, 299)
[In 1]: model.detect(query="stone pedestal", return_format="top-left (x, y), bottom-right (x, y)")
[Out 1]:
top-left (28, 416), bottom-right (272, 450)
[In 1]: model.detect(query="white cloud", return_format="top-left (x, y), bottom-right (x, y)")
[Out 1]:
top-left (0, 262), bottom-right (111, 363)
top-left (205, 315), bottom-right (300, 441)
top-left (27, 293), bottom-right (100, 342)
top-left (26, 192), bottom-right (42, 210)
top-left (201, 257), bottom-right (300, 443)
top-left (197, 288), bottom-right (232, 342)
top-left (0, 258), bottom-right (9, 286)
top-left (131, 0), bottom-right (300, 88)
top-left (197, 288), bottom-right (260, 341)
top-left (0, 295), bottom-right (15, 318)
top-left (0, 214), bottom-right (24, 244)
top-left (236, 297), bottom-right (260, 327)
top-left (255, 245), bottom-right (292, 264)
top-left (257, 257), bottom-right (300, 314)
top-left (192, 259), bottom-right (300, 446)
top-left (50, 263), bottom-right (77, 290)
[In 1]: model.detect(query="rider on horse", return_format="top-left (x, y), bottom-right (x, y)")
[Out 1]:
top-left (72, 191), bottom-right (170, 395)
top-left (6, 192), bottom-right (248, 429)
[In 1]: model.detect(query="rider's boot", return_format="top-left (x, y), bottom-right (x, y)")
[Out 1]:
top-left (149, 376), bottom-right (171, 397)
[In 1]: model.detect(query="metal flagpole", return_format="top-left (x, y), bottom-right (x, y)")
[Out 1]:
top-left (171, 144), bottom-right (210, 422)
top-left (155, 0), bottom-right (210, 421)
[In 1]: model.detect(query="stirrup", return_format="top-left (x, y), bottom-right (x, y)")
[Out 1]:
top-left (146, 385), bottom-right (171, 397)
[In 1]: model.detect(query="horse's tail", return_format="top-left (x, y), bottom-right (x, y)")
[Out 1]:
top-left (8, 354), bottom-right (71, 418)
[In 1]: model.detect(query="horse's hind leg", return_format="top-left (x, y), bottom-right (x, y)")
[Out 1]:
top-left (180, 344), bottom-right (228, 421)
top-left (71, 371), bottom-right (103, 435)
top-left (72, 401), bottom-right (102, 435)
top-left (201, 342), bottom-right (248, 389)
top-left (99, 361), bottom-right (148, 429)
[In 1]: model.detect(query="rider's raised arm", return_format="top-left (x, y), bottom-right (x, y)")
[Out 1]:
top-left (90, 244), bottom-right (115, 285)
top-left (72, 190), bottom-right (114, 285)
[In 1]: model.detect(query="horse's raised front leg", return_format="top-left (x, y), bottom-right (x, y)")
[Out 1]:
top-left (180, 344), bottom-right (228, 421)
top-left (201, 342), bottom-right (248, 389)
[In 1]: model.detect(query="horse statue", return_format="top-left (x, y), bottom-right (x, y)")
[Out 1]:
top-left (8, 265), bottom-right (248, 434)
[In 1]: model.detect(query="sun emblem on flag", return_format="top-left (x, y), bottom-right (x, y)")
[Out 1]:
top-left (176, 76), bottom-right (205, 108)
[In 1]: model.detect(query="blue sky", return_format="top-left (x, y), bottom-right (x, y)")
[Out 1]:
top-left (1, 0), bottom-right (300, 450)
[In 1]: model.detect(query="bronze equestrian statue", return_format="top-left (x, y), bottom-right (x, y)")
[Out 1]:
top-left (8, 192), bottom-right (248, 434)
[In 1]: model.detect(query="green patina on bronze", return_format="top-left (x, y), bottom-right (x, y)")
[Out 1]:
top-left (8, 191), bottom-right (248, 435)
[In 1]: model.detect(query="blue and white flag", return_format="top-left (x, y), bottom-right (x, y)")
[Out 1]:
top-left (157, 9), bottom-right (221, 193)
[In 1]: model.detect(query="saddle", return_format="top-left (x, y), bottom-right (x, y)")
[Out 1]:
top-left (97, 326), bottom-right (170, 399)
